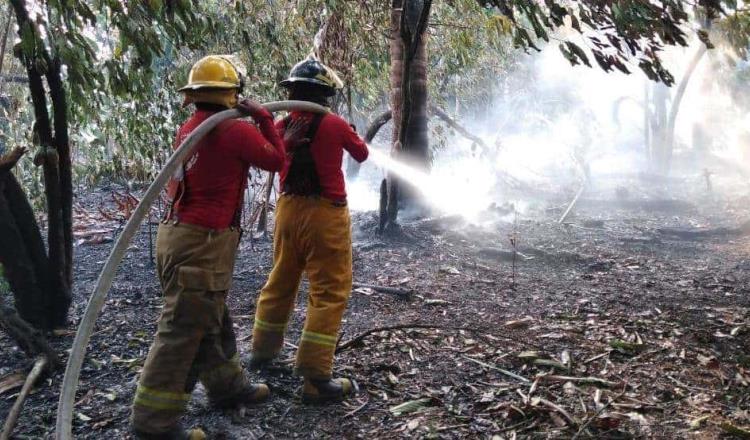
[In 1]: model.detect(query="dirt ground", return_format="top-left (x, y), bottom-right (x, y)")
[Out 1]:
top-left (1, 176), bottom-right (749, 439)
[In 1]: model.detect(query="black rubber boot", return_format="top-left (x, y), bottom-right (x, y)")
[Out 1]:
top-left (301, 378), bottom-right (356, 404)
top-left (242, 353), bottom-right (274, 370)
top-left (212, 382), bottom-right (271, 408)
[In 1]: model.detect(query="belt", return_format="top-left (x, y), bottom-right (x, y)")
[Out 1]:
top-left (280, 193), bottom-right (347, 207)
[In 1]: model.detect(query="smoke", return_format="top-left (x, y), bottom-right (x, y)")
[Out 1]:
top-left (346, 37), bottom-right (750, 219)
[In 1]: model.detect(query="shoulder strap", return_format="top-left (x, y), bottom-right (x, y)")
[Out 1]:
top-left (305, 113), bottom-right (324, 142)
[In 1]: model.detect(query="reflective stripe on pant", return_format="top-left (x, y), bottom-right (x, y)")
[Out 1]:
top-left (252, 195), bottom-right (353, 380)
top-left (131, 223), bottom-right (248, 435)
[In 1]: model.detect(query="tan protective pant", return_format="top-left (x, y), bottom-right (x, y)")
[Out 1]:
top-left (252, 195), bottom-right (353, 380)
top-left (131, 223), bottom-right (249, 434)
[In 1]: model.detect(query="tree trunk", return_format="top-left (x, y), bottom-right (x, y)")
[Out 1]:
top-left (380, 0), bottom-right (432, 231)
top-left (643, 81), bottom-right (650, 158)
top-left (395, 0), bottom-right (431, 174)
top-left (0, 7), bottom-right (12, 94)
top-left (663, 44), bottom-right (707, 173)
top-left (256, 172), bottom-right (275, 234)
top-left (649, 83), bottom-right (669, 174)
top-left (47, 58), bottom-right (73, 290)
top-left (0, 148), bottom-right (56, 332)
top-left (0, 182), bottom-right (46, 327)
top-left (8, 0), bottom-right (72, 328)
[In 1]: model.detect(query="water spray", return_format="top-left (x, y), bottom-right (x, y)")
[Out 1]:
top-left (367, 148), bottom-right (496, 220)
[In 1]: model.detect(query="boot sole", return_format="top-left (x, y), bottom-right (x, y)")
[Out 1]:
top-left (301, 379), bottom-right (358, 404)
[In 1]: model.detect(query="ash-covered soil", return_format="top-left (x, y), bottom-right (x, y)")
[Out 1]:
top-left (1, 177), bottom-right (749, 439)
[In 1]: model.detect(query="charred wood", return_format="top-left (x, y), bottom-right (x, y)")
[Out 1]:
top-left (657, 221), bottom-right (750, 240)
top-left (0, 356), bottom-right (49, 440)
top-left (352, 282), bottom-right (413, 298)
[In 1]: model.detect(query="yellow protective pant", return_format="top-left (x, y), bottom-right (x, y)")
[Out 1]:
top-left (131, 223), bottom-right (249, 435)
top-left (252, 195), bottom-right (353, 380)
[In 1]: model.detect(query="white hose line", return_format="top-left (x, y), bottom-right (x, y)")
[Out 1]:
top-left (55, 100), bottom-right (328, 439)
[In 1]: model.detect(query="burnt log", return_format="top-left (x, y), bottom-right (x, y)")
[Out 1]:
top-left (657, 221), bottom-right (750, 240)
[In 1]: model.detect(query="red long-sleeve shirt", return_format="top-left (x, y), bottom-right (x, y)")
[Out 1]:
top-left (277, 112), bottom-right (369, 201)
top-left (172, 109), bottom-right (285, 229)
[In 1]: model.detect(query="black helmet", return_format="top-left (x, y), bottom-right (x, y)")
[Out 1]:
top-left (280, 57), bottom-right (343, 97)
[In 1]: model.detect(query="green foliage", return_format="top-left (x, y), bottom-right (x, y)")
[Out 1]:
top-left (714, 10), bottom-right (750, 59)
top-left (477, 0), bottom-right (745, 85)
top-left (5, 0), bottom-right (748, 191)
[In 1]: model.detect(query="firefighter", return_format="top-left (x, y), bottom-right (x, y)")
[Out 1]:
top-left (130, 55), bottom-right (286, 439)
top-left (248, 57), bottom-right (369, 403)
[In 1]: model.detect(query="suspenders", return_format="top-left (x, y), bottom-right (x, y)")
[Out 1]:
top-left (282, 113), bottom-right (324, 197)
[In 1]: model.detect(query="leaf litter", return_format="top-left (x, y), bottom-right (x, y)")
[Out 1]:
top-left (0, 184), bottom-right (749, 438)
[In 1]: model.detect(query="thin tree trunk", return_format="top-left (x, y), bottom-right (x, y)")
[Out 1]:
top-left (399, 6), bottom-right (430, 170)
top-left (0, 7), bottom-right (12, 94)
top-left (390, 1), bottom-right (405, 149)
top-left (256, 172), bottom-right (274, 234)
top-left (46, 58), bottom-right (73, 291)
top-left (650, 83), bottom-right (669, 173)
top-left (643, 81), bottom-right (650, 159)
top-left (663, 44), bottom-right (708, 173)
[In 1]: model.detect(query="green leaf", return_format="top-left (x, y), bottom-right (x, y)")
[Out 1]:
top-left (389, 398), bottom-right (432, 416)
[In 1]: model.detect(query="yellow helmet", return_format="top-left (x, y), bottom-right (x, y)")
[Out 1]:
top-left (178, 55), bottom-right (243, 91)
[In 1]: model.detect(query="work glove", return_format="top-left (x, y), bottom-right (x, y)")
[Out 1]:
top-left (284, 117), bottom-right (311, 149)
top-left (236, 98), bottom-right (272, 120)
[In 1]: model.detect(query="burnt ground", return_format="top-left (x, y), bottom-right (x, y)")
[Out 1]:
top-left (1, 178), bottom-right (749, 439)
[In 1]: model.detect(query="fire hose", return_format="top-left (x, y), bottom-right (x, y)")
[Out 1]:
top-left (54, 100), bottom-right (329, 439)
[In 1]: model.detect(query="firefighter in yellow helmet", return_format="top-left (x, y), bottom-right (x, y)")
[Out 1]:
top-left (247, 57), bottom-right (369, 403)
top-left (130, 55), bottom-right (286, 440)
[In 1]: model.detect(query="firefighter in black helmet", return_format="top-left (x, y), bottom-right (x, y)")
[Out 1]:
top-left (248, 57), bottom-right (368, 403)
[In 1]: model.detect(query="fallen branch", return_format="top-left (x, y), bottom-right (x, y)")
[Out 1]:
top-left (571, 389), bottom-right (627, 440)
top-left (657, 220), bottom-right (750, 240)
top-left (477, 247), bottom-right (535, 262)
top-left (536, 375), bottom-right (618, 388)
top-left (1, 356), bottom-right (48, 440)
top-left (539, 398), bottom-right (578, 427)
top-left (336, 324), bottom-right (477, 353)
top-left (558, 184), bottom-right (586, 224)
top-left (428, 106), bottom-right (491, 156)
top-left (352, 282), bottom-right (412, 298)
top-left (0, 301), bottom-right (58, 366)
top-left (345, 110), bottom-right (392, 178)
top-left (496, 419), bottom-right (537, 434)
top-left (719, 422), bottom-right (750, 439)
top-left (461, 355), bottom-right (530, 383)
top-left (0, 147), bottom-right (26, 174)
top-left (343, 398), bottom-right (369, 418)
